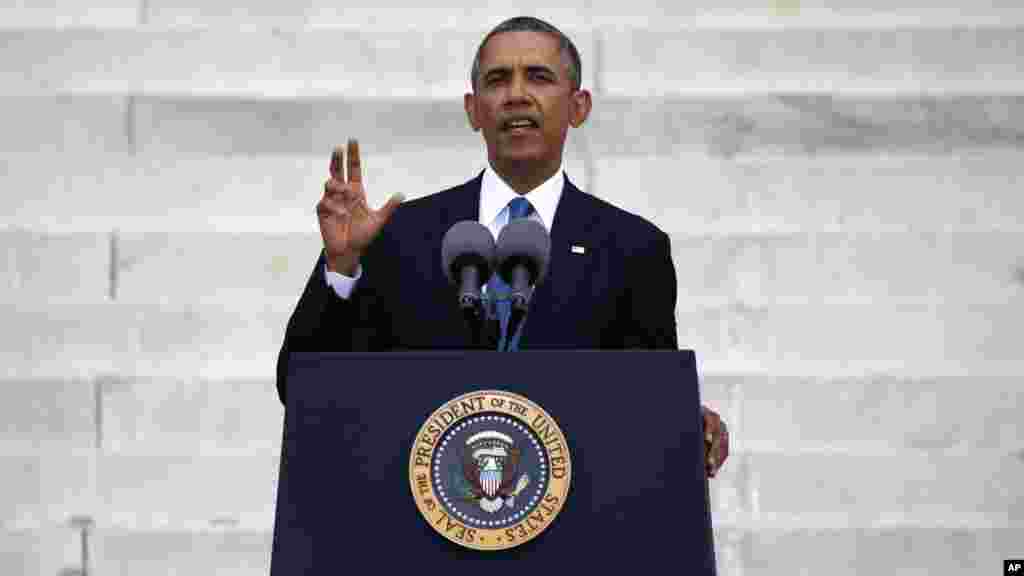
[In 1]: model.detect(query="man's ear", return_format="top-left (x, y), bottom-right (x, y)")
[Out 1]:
top-left (464, 93), bottom-right (480, 131)
top-left (569, 89), bottom-right (592, 128)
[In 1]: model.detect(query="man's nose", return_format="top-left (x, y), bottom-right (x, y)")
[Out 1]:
top-left (504, 74), bottom-right (531, 105)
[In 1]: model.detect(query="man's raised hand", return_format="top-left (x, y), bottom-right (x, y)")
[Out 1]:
top-left (316, 139), bottom-right (404, 275)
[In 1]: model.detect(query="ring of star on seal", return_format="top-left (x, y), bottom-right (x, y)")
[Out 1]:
top-left (408, 390), bottom-right (571, 550)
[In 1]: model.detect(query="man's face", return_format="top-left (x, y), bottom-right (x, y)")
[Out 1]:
top-left (465, 30), bottom-right (590, 174)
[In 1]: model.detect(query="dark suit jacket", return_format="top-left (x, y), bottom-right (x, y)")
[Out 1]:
top-left (276, 172), bottom-right (678, 405)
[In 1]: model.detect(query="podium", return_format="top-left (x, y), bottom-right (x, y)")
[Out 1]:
top-left (271, 350), bottom-right (717, 574)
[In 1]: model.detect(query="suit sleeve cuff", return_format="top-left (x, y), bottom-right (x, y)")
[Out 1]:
top-left (323, 261), bottom-right (362, 299)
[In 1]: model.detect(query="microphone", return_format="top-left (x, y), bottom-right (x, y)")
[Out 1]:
top-left (441, 221), bottom-right (496, 348)
top-left (494, 219), bottom-right (551, 350)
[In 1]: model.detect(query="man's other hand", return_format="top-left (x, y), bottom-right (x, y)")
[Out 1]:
top-left (702, 405), bottom-right (729, 479)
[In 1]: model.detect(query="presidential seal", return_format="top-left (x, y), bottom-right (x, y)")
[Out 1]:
top-left (409, 390), bottom-right (571, 551)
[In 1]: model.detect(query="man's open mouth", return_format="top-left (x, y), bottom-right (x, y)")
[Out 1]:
top-left (501, 118), bottom-right (539, 132)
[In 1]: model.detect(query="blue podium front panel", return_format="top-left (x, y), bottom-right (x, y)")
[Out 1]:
top-left (271, 350), bottom-right (715, 574)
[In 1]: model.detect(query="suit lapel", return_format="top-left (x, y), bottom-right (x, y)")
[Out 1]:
top-left (520, 175), bottom-right (596, 348)
top-left (441, 171), bottom-right (484, 232)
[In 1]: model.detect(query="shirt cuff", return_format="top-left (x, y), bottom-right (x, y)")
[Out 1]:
top-left (323, 261), bottom-right (362, 299)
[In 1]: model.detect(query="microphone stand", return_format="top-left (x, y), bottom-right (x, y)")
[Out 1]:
top-left (499, 265), bottom-right (531, 351)
top-left (460, 297), bottom-right (485, 349)
top-left (459, 294), bottom-right (503, 350)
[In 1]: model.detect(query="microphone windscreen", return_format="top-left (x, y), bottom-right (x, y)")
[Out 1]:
top-left (495, 219), bottom-right (551, 285)
top-left (441, 221), bottom-right (496, 286)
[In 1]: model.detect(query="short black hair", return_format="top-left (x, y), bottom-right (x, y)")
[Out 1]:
top-left (470, 16), bottom-right (582, 92)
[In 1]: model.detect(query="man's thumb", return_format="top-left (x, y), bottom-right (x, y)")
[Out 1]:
top-left (377, 193), bottom-right (405, 222)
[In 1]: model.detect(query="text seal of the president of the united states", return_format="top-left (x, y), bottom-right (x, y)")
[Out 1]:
top-left (409, 390), bottom-right (571, 550)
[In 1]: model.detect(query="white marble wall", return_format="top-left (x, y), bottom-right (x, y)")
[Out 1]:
top-left (1, 1), bottom-right (1022, 574)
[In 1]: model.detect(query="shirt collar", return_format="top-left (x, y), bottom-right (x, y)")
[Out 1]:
top-left (479, 162), bottom-right (565, 231)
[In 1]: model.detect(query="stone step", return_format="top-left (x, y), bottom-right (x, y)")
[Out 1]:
top-left (1, 301), bottom-right (1021, 379)
top-left (92, 529), bottom-right (271, 576)
top-left (5, 373), bottom-right (1018, 464)
top-left (588, 95), bottom-right (1024, 156)
top-left (99, 376), bottom-right (283, 456)
top-left (0, 28), bottom-right (591, 98)
top-left (705, 428), bottom-right (1023, 527)
top-left (0, 96), bottom-right (129, 155)
top-left (2, 373), bottom-right (1017, 463)
top-left (2, 27), bottom-right (1023, 96)
top-left (0, 450), bottom-right (96, 531)
top-left (0, 451), bottom-right (278, 531)
top-left (1, 93), bottom-right (1021, 159)
top-left (693, 301), bottom-right (1024, 375)
top-left (2, 447), bottom-right (1017, 532)
top-left (2, 151), bottom-right (1022, 234)
top-left (2, 524), bottom-right (1018, 576)
top-left (602, 28), bottom-right (1024, 96)
top-left (0, 0), bottom-right (139, 28)
top-left (5, 1), bottom-right (1024, 29)
top-left (0, 379), bottom-right (96, 455)
top-left (715, 526), bottom-right (1023, 576)
top-left (595, 153), bottom-right (1024, 235)
top-left (0, 302), bottom-right (289, 380)
top-left (110, 230), bottom-right (1024, 306)
top-left (705, 374), bottom-right (1024, 454)
top-left (0, 527), bottom-right (82, 576)
top-left (5, 228), bottom-right (1015, 308)
top-left (0, 231), bottom-right (110, 304)
top-left (715, 450), bottom-right (1024, 529)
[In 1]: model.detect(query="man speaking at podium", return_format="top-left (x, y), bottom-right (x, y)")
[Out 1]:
top-left (277, 16), bottom-right (728, 478)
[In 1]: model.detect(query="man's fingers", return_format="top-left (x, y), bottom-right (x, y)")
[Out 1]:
top-left (317, 195), bottom-right (349, 220)
top-left (330, 146), bottom-right (345, 181)
top-left (325, 178), bottom-right (360, 203)
top-left (347, 139), bottom-right (362, 184)
top-left (718, 421), bottom-right (730, 466)
top-left (703, 408), bottom-right (719, 444)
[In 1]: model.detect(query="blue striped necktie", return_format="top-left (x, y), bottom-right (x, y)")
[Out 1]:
top-left (489, 197), bottom-right (534, 351)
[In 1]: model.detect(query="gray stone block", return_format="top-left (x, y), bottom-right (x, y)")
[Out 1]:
top-left (589, 96), bottom-right (1024, 157)
top-left (93, 529), bottom-right (271, 576)
top-left (585, 0), bottom-right (1024, 28)
top-left (0, 150), bottom-right (542, 233)
top-left (0, 27), bottom-right (595, 97)
top-left (717, 302), bottom-right (1024, 373)
top-left (147, 1), bottom-right (592, 32)
top-left (0, 527), bottom-right (83, 576)
top-left (0, 380), bottom-right (96, 454)
top-left (0, 230), bottom-right (109, 303)
top-left (113, 232), bottom-right (320, 305)
top-left (0, 96), bottom-right (130, 154)
top-left (593, 153), bottom-right (1024, 234)
top-left (749, 451), bottom-right (1024, 527)
top-left (100, 377), bottom-right (282, 456)
top-left (0, 452), bottom-right (97, 531)
top-left (736, 375), bottom-right (1024, 453)
top-left (602, 28), bottom-right (1024, 96)
top-left (669, 231), bottom-right (1024, 306)
top-left (96, 453), bottom-right (278, 530)
top-left (0, 1), bottom-right (139, 27)
top-left (0, 301), bottom-right (288, 380)
top-left (742, 527), bottom-right (1024, 576)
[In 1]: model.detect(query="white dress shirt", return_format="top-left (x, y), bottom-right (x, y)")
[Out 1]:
top-left (324, 163), bottom-right (565, 299)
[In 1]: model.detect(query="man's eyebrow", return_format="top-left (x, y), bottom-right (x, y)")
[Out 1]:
top-left (525, 65), bottom-right (557, 77)
top-left (483, 66), bottom-right (511, 78)
top-left (482, 64), bottom-right (559, 78)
